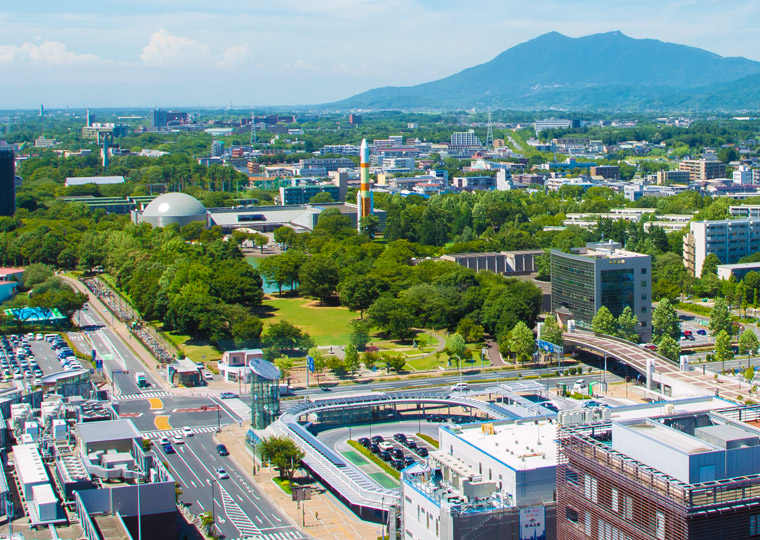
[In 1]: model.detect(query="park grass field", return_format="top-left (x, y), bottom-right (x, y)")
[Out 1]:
top-left (261, 296), bottom-right (358, 347)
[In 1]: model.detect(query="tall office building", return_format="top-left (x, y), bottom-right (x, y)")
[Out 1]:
top-left (0, 144), bottom-right (15, 217)
top-left (683, 219), bottom-right (760, 276)
top-left (450, 130), bottom-right (482, 148)
top-left (551, 241), bottom-right (652, 341)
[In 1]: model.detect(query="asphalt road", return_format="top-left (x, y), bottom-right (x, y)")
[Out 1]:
top-left (153, 432), bottom-right (306, 540)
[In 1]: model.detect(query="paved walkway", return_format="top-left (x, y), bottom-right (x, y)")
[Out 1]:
top-left (61, 275), bottom-right (173, 392)
top-left (216, 423), bottom-right (378, 540)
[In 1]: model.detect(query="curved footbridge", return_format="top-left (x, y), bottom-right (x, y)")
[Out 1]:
top-left (269, 391), bottom-right (514, 521)
top-left (564, 330), bottom-right (749, 399)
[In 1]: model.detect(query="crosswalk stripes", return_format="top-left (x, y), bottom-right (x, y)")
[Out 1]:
top-left (235, 530), bottom-right (305, 540)
top-left (140, 425), bottom-right (218, 439)
top-left (112, 390), bottom-right (173, 402)
top-left (219, 485), bottom-right (260, 537)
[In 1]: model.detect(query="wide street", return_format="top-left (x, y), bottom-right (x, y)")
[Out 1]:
top-left (67, 303), bottom-right (309, 540)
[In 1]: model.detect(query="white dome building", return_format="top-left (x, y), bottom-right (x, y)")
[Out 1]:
top-left (134, 193), bottom-right (207, 228)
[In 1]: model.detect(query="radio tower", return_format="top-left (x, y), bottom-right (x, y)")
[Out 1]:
top-left (250, 112), bottom-right (257, 145)
top-left (485, 110), bottom-right (494, 150)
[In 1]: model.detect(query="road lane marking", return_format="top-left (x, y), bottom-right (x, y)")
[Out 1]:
top-left (148, 398), bottom-right (163, 410)
top-left (154, 415), bottom-right (172, 430)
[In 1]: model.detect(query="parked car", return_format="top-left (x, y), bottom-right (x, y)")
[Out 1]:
top-left (405, 440), bottom-right (418, 450)
top-left (216, 444), bottom-right (229, 456)
top-left (391, 460), bottom-right (406, 470)
top-left (379, 451), bottom-right (393, 462)
top-left (378, 441), bottom-right (393, 452)
top-left (392, 448), bottom-right (404, 459)
top-left (415, 447), bottom-right (429, 457)
top-left (393, 433), bottom-right (407, 443)
top-left (697, 329), bottom-right (707, 336)
top-left (371, 435), bottom-right (384, 443)
top-left (370, 443), bottom-right (380, 454)
top-left (358, 437), bottom-right (371, 448)
top-left (404, 456), bottom-right (416, 467)
top-left (203, 371), bottom-right (214, 381)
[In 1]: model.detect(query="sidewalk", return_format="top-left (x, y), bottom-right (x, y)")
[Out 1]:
top-left (216, 423), bottom-right (378, 540)
top-left (61, 275), bottom-right (173, 392)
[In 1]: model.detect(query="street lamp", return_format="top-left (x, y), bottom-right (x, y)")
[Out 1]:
top-left (452, 355), bottom-right (463, 385)
top-left (210, 477), bottom-right (217, 534)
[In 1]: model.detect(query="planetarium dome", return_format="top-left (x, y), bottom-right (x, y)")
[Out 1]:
top-left (138, 193), bottom-right (207, 228)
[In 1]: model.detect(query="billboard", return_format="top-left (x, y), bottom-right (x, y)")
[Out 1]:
top-left (519, 506), bottom-right (546, 540)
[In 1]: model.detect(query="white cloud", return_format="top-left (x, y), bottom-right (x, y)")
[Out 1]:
top-left (217, 44), bottom-right (254, 69)
top-left (293, 59), bottom-right (316, 71)
top-left (140, 28), bottom-right (212, 67)
top-left (0, 41), bottom-right (102, 65)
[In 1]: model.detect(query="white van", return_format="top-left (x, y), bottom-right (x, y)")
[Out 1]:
top-left (451, 382), bottom-right (469, 392)
top-left (572, 379), bottom-right (588, 393)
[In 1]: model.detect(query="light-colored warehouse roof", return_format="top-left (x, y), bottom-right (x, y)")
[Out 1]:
top-left (76, 419), bottom-right (141, 445)
top-left (64, 176), bottom-right (125, 186)
top-left (14, 444), bottom-right (49, 486)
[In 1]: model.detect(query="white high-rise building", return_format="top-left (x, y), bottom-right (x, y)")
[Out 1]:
top-left (683, 219), bottom-right (760, 276)
top-left (450, 130), bottom-right (482, 147)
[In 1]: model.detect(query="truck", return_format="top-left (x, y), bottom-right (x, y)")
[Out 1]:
top-left (278, 384), bottom-right (295, 396)
top-left (135, 372), bottom-right (149, 388)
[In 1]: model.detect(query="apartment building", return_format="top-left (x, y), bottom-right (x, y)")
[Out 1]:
top-left (678, 159), bottom-right (726, 182)
top-left (450, 130), bottom-right (482, 148)
top-left (655, 170), bottom-right (691, 185)
top-left (683, 219), bottom-right (760, 276)
top-left (589, 165), bottom-right (620, 180)
top-left (551, 241), bottom-right (652, 341)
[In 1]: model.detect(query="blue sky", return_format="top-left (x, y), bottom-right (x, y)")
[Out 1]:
top-left (2, 1), bottom-right (760, 108)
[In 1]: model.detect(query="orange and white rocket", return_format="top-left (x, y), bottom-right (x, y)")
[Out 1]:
top-left (357, 138), bottom-right (373, 229)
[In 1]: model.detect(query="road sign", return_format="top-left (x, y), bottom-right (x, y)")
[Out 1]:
top-left (92, 349), bottom-right (97, 362)
top-left (307, 356), bottom-right (315, 372)
top-left (536, 339), bottom-right (563, 354)
top-left (95, 359), bottom-right (103, 370)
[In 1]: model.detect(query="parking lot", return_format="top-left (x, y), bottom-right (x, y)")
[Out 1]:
top-left (358, 431), bottom-right (434, 471)
top-left (678, 314), bottom-right (713, 348)
top-left (0, 333), bottom-right (83, 386)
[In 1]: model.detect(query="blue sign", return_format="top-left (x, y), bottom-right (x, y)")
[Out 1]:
top-left (92, 349), bottom-right (97, 362)
top-left (95, 359), bottom-right (103, 370)
top-left (536, 339), bottom-right (563, 354)
top-left (307, 356), bottom-right (315, 373)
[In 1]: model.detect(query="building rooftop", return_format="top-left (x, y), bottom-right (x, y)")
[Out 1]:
top-left (451, 419), bottom-right (557, 471)
top-left (141, 192), bottom-right (206, 218)
top-left (249, 357), bottom-right (280, 381)
top-left (76, 419), bottom-right (141, 445)
top-left (65, 176), bottom-right (125, 186)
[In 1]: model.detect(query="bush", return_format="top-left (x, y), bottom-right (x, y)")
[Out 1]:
top-left (347, 440), bottom-right (400, 480)
top-left (415, 433), bottom-right (439, 449)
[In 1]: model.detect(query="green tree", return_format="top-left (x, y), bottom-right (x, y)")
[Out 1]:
top-left (344, 344), bottom-right (360, 374)
top-left (701, 253), bottom-right (722, 278)
top-left (715, 330), bottom-right (734, 370)
top-left (309, 192), bottom-right (335, 204)
top-left (338, 276), bottom-right (380, 317)
top-left (274, 357), bottom-right (293, 380)
top-left (539, 315), bottom-right (564, 347)
top-left (739, 330), bottom-right (759, 368)
top-left (308, 347), bottom-right (327, 385)
top-left (359, 214), bottom-right (381, 238)
top-left (22, 263), bottom-right (54, 291)
top-left (299, 254), bottom-right (340, 304)
top-left (616, 306), bottom-right (640, 343)
top-left (710, 297), bottom-right (733, 337)
top-left (384, 353), bottom-right (407, 373)
top-left (652, 298), bottom-right (681, 344)
top-left (349, 318), bottom-right (372, 350)
top-left (591, 306), bottom-right (618, 336)
top-left (264, 320), bottom-right (313, 353)
top-left (506, 321), bottom-right (535, 363)
top-left (456, 318), bottom-right (485, 343)
top-left (657, 335), bottom-right (680, 362)
top-left (363, 350), bottom-right (379, 370)
top-left (258, 435), bottom-right (305, 482)
top-left (446, 333), bottom-right (468, 362)
top-left (231, 316), bottom-right (264, 345)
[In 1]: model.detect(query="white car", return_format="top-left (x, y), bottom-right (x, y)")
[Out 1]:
top-left (159, 436), bottom-right (170, 446)
top-left (173, 436), bottom-right (185, 445)
top-left (450, 382), bottom-right (469, 392)
top-left (203, 371), bottom-right (213, 381)
top-left (216, 467), bottom-right (229, 480)
top-left (183, 427), bottom-right (193, 437)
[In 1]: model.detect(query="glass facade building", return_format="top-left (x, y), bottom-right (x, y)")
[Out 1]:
top-left (249, 357), bottom-right (281, 430)
top-left (0, 145), bottom-right (15, 217)
top-left (551, 243), bottom-right (652, 341)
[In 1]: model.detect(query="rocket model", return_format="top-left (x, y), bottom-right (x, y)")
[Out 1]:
top-left (357, 138), bottom-right (374, 230)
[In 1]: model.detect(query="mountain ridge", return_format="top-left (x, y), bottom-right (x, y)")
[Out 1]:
top-left (329, 31), bottom-right (760, 111)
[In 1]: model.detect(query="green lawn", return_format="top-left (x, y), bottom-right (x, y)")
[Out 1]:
top-left (159, 329), bottom-right (221, 364)
top-left (260, 297), bottom-right (357, 346)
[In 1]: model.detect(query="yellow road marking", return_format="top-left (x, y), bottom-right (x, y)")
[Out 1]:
top-left (155, 415), bottom-right (172, 431)
top-left (148, 398), bottom-right (163, 410)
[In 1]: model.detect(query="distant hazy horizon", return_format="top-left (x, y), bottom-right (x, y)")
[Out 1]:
top-left (5, 1), bottom-right (760, 108)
